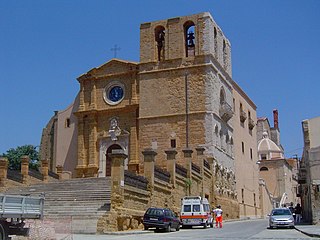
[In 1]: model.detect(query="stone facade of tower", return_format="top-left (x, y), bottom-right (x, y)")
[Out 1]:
top-left (138, 12), bottom-right (234, 173)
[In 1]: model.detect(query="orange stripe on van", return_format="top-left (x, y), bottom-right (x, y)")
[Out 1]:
top-left (180, 215), bottom-right (208, 219)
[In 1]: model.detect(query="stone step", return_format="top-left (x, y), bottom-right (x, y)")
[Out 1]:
top-left (5, 177), bottom-right (111, 193)
top-left (44, 200), bottom-right (110, 206)
top-left (5, 177), bottom-right (112, 234)
top-left (44, 210), bottom-right (107, 216)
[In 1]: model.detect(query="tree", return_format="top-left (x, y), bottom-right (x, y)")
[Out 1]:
top-left (0, 145), bottom-right (39, 170)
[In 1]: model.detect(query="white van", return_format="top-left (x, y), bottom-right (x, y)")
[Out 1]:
top-left (180, 196), bottom-right (213, 228)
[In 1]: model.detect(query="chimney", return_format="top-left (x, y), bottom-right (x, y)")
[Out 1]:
top-left (273, 109), bottom-right (279, 129)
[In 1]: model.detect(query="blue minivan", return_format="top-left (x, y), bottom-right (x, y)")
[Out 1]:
top-left (143, 207), bottom-right (180, 232)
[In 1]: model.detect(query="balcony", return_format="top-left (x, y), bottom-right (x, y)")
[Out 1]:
top-left (219, 101), bottom-right (233, 122)
top-left (248, 118), bottom-right (255, 130)
top-left (240, 109), bottom-right (247, 123)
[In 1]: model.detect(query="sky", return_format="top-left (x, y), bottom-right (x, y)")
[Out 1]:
top-left (1, 0), bottom-right (319, 158)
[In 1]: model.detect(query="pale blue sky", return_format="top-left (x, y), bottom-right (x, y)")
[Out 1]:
top-left (1, 0), bottom-right (319, 158)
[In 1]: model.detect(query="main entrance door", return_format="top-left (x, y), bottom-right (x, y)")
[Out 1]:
top-left (105, 144), bottom-right (122, 176)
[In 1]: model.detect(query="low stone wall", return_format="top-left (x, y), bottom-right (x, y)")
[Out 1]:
top-left (100, 147), bottom-right (239, 232)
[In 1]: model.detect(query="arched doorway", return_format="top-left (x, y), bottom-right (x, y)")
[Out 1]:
top-left (105, 144), bottom-right (122, 176)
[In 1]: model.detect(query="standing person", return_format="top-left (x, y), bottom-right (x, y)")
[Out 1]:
top-left (295, 203), bottom-right (302, 223)
top-left (212, 205), bottom-right (223, 228)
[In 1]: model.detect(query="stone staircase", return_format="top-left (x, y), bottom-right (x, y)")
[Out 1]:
top-left (5, 177), bottom-right (111, 234)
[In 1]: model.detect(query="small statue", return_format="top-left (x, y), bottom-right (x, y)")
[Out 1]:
top-left (109, 118), bottom-right (121, 141)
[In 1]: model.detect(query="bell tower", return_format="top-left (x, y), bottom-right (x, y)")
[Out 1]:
top-left (139, 12), bottom-right (232, 76)
top-left (138, 12), bottom-right (235, 171)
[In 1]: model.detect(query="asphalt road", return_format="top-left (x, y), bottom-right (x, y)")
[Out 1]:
top-left (64, 219), bottom-right (314, 240)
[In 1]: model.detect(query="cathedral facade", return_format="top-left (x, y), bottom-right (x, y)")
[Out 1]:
top-left (40, 12), bottom-right (260, 219)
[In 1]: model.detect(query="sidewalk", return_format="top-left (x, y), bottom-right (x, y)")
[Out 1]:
top-left (294, 223), bottom-right (320, 238)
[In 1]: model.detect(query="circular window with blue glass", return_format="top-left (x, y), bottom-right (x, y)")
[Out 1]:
top-left (104, 82), bottom-right (125, 105)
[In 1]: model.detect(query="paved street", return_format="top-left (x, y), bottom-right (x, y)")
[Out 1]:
top-left (55, 219), bottom-right (315, 240)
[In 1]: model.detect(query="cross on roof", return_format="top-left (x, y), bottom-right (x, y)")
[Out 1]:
top-left (111, 44), bottom-right (121, 58)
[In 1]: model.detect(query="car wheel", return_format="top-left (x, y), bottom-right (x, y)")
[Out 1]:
top-left (144, 226), bottom-right (149, 230)
top-left (269, 225), bottom-right (273, 229)
top-left (210, 222), bottom-right (213, 228)
top-left (166, 224), bottom-right (171, 232)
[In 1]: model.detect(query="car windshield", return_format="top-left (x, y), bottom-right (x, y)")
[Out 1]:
top-left (146, 208), bottom-right (164, 216)
top-left (272, 209), bottom-right (292, 216)
top-left (193, 204), bottom-right (201, 212)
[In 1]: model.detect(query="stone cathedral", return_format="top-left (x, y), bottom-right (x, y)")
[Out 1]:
top-left (41, 12), bottom-right (261, 220)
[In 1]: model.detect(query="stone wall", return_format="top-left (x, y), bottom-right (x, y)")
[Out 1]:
top-left (0, 157), bottom-right (59, 192)
top-left (100, 147), bottom-right (238, 232)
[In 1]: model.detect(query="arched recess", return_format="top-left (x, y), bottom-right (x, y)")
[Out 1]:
top-left (223, 39), bottom-right (227, 67)
top-left (260, 166), bottom-right (269, 171)
top-left (214, 27), bottom-right (218, 56)
top-left (105, 144), bottom-right (122, 176)
top-left (220, 87), bottom-right (226, 104)
top-left (155, 26), bottom-right (165, 61)
top-left (184, 21), bottom-right (195, 57)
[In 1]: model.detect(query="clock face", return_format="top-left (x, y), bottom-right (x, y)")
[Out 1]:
top-left (104, 82), bottom-right (125, 105)
top-left (108, 86), bottom-right (124, 102)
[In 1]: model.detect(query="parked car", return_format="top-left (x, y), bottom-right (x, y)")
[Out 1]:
top-left (268, 208), bottom-right (295, 229)
top-left (143, 207), bottom-right (180, 232)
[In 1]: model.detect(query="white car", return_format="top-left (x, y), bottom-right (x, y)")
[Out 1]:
top-left (269, 208), bottom-right (295, 229)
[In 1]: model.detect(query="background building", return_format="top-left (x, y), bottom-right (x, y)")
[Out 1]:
top-left (232, 83), bottom-right (260, 219)
top-left (300, 116), bottom-right (320, 224)
top-left (257, 110), bottom-right (299, 215)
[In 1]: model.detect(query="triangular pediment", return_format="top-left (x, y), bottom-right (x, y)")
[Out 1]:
top-left (78, 58), bottom-right (138, 80)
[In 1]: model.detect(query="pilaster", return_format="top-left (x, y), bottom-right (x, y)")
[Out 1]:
top-left (40, 159), bottom-right (49, 182)
top-left (56, 165), bottom-right (63, 180)
top-left (142, 148), bottom-right (157, 189)
top-left (0, 157), bottom-right (8, 187)
top-left (165, 149), bottom-right (177, 187)
top-left (109, 149), bottom-right (127, 210)
top-left (21, 155), bottom-right (29, 184)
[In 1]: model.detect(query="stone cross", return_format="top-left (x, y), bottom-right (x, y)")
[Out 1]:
top-left (111, 44), bottom-right (121, 58)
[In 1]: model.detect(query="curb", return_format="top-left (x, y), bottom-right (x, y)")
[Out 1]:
top-left (102, 230), bottom-right (152, 235)
top-left (294, 227), bottom-right (320, 238)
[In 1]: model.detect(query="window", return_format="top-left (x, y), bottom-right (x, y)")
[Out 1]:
top-left (183, 205), bottom-right (191, 212)
top-left (250, 148), bottom-right (253, 159)
top-left (242, 142), bottom-right (245, 154)
top-left (193, 204), bottom-right (200, 212)
top-left (214, 27), bottom-right (218, 56)
top-left (223, 39), bottom-right (227, 67)
top-left (241, 189), bottom-right (244, 203)
top-left (104, 81), bottom-right (125, 105)
top-left (233, 98), bottom-right (235, 111)
top-left (170, 139), bottom-right (176, 148)
top-left (65, 118), bottom-right (71, 128)
top-left (155, 26), bottom-right (165, 61)
top-left (220, 88), bottom-right (226, 104)
top-left (184, 21), bottom-right (195, 57)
